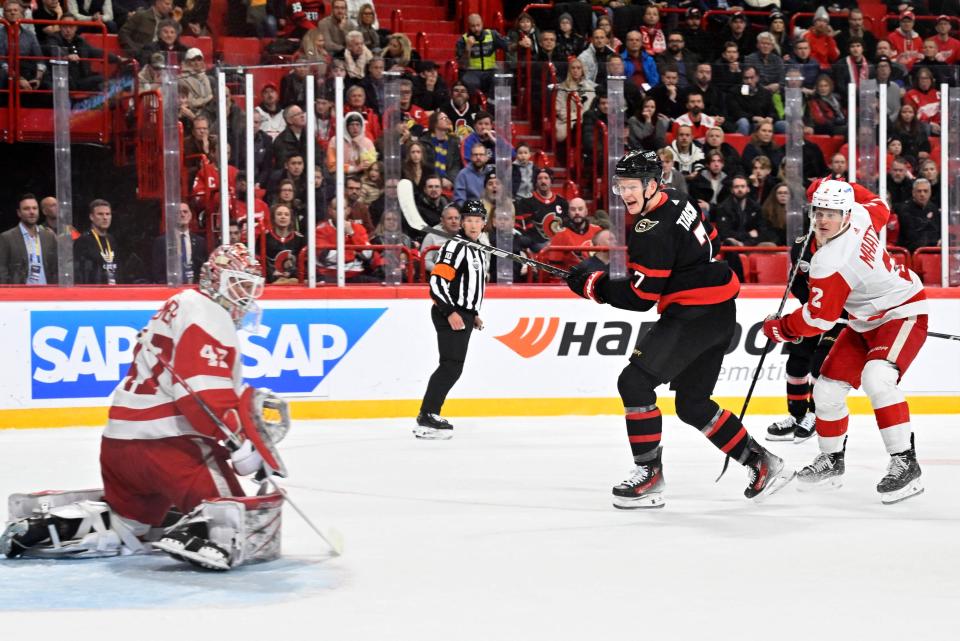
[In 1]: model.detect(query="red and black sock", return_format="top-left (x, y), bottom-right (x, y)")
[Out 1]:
top-left (625, 404), bottom-right (662, 463)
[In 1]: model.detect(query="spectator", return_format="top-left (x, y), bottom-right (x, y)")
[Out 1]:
top-left (875, 56), bottom-right (904, 118)
top-left (256, 82), bottom-right (285, 140)
top-left (45, 16), bottom-right (114, 92)
top-left (233, 170), bottom-right (272, 234)
top-left (279, 0), bottom-right (323, 39)
top-left (267, 154), bottom-right (307, 204)
top-left (594, 13), bottom-right (620, 52)
top-left (412, 61), bottom-right (449, 113)
top-left (345, 85), bottom-right (381, 141)
top-left (480, 170), bottom-right (510, 221)
top-left (919, 158), bottom-right (941, 209)
top-left (0, 194), bottom-right (58, 285)
top-left (678, 7), bottom-right (710, 62)
top-left (441, 82), bottom-right (479, 140)
top-left (273, 104), bottom-right (308, 166)
top-left (638, 4), bottom-right (665, 56)
top-left (833, 37), bottom-right (871, 90)
top-left (506, 10), bottom-right (538, 67)
top-left (758, 183), bottom-right (789, 246)
top-left (345, 175), bottom-right (374, 230)
top-left (344, 30), bottom-right (373, 79)
top-left (656, 32), bottom-right (698, 89)
top-left (299, 27), bottom-right (330, 59)
top-left (913, 39), bottom-right (951, 85)
top-left (711, 175), bottom-right (762, 248)
top-left (658, 147), bottom-right (687, 196)
top-left (742, 121), bottom-right (783, 170)
top-left (904, 67), bottom-right (942, 134)
top-left (178, 48), bottom-right (213, 118)
top-left (577, 228), bottom-right (613, 272)
top-left (74, 199), bottom-right (120, 284)
top-left (748, 155), bottom-right (776, 205)
top-left (269, 178), bottom-right (306, 230)
top-left (326, 112), bottom-right (376, 177)
top-left (67, 0), bottom-right (118, 35)
top-left (555, 57), bottom-right (596, 145)
top-left (875, 40), bottom-right (910, 84)
top-left (687, 149), bottom-right (732, 210)
top-left (672, 90), bottom-right (718, 144)
top-left (785, 38), bottom-right (821, 94)
top-left (261, 203), bottom-right (306, 284)
top-left (370, 209), bottom-right (415, 280)
top-left (279, 59), bottom-right (313, 109)
top-left (890, 103), bottom-right (931, 162)
top-left (183, 115), bottom-right (218, 182)
top-left (804, 8), bottom-right (840, 70)
top-left (727, 67), bottom-right (781, 135)
top-left (383, 32), bottom-right (419, 74)
top-left (316, 0), bottom-right (353, 54)
top-left (887, 157), bottom-right (915, 207)
top-left (713, 41), bottom-right (743, 92)
top-left (355, 3), bottom-right (381, 54)
top-left (0, 0), bottom-right (47, 92)
top-left (620, 29), bottom-right (659, 91)
top-left (647, 65), bottom-right (684, 120)
top-left (487, 212), bottom-right (524, 283)
top-left (359, 56), bottom-right (385, 114)
top-left (178, 0), bottom-right (210, 37)
top-left (555, 12), bottom-right (584, 60)
top-left (33, 0), bottom-right (66, 48)
top-left (887, 9), bottom-right (923, 70)
top-left (423, 111), bottom-right (462, 193)
top-left (835, 8), bottom-right (877, 63)
top-left (536, 29), bottom-right (566, 83)
top-left (684, 63), bottom-right (727, 130)
top-left (580, 90), bottom-right (608, 171)
top-left (715, 12), bottom-right (754, 60)
top-left (315, 202), bottom-right (379, 282)
top-left (933, 14), bottom-right (960, 64)
top-left (421, 205), bottom-right (461, 273)
top-left (138, 17), bottom-right (185, 65)
top-left (827, 152), bottom-right (848, 180)
top-left (702, 126), bottom-right (744, 177)
top-left (511, 143), bottom-right (535, 200)
top-left (453, 143), bottom-right (487, 204)
top-left (577, 27), bottom-right (615, 85)
top-left (806, 74), bottom-right (846, 135)
top-left (767, 10), bottom-right (787, 55)
top-left (118, 0), bottom-right (172, 57)
top-left (360, 162), bottom-right (383, 205)
top-left (515, 167), bottom-right (567, 252)
top-left (744, 32), bottom-right (783, 94)
top-left (896, 179), bottom-right (940, 252)
top-left (312, 88), bottom-right (335, 153)
top-left (40, 196), bottom-right (80, 239)
top-left (460, 111), bottom-right (511, 166)
top-left (668, 125), bottom-right (705, 181)
top-left (137, 51), bottom-right (166, 93)
top-left (402, 141), bottom-right (431, 193)
top-left (415, 175), bottom-right (449, 228)
top-left (627, 96), bottom-right (669, 151)
top-left (151, 202), bottom-right (205, 284)
top-left (544, 197), bottom-right (600, 271)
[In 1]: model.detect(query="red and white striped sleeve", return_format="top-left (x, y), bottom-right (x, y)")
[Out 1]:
top-left (850, 183), bottom-right (889, 233)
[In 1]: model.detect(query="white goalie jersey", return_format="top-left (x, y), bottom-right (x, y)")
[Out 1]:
top-left (783, 185), bottom-right (928, 337)
top-left (105, 289), bottom-right (246, 442)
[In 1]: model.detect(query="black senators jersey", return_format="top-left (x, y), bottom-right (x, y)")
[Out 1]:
top-left (600, 190), bottom-right (740, 314)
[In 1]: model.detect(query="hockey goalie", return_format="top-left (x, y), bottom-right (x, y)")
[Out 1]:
top-left (1, 244), bottom-right (291, 570)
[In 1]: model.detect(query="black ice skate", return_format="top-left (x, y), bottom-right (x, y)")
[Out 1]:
top-left (765, 415), bottom-right (796, 441)
top-left (743, 439), bottom-right (795, 500)
top-left (793, 412), bottom-right (817, 443)
top-left (797, 445), bottom-right (845, 492)
top-left (877, 435), bottom-right (923, 505)
top-left (153, 527), bottom-right (231, 571)
top-left (612, 447), bottom-right (665, 509)
top-left (414, 413), bottom-right (454, 440)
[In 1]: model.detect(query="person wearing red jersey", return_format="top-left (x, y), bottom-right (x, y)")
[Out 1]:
top-left (904, 67), bottom-right (942, 132)
top-left (315, 203), bottom-right (380, 281)
top-left (933, 15), bottom-right (960, 64)
top-left (2, 245), bottom-right (290, 570)
top-left (671, 90), bottom-right (717, 144)
top-left (544, 197), bottom-right (601, 272)
top-left (888, 10), bottom-right (924, 70)
top-left (567, 150), bottom-right (794, 509)
top-left (281, 0), bottom-right (325, 39)
top-left (763, 180), bottom-right (928, 504)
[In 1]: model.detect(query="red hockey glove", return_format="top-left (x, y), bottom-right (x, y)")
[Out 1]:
top-left (762, 315), bottom-right (801, 344)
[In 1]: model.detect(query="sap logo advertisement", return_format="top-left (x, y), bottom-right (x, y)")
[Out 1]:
top-left (30, 308), bottom-right (385, 399)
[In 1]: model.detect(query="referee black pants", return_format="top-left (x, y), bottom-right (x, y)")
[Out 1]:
top-left (420, 305), bottom-right (476, 415)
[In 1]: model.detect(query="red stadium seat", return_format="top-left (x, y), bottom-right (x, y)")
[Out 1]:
top-left (86, 33), bottom-right (121, 57)
top-left (219, 37), bottom-right (262, 66)
top-left (913, 251), bottom-right (942, 286)
top-left (724, 134), bottom-right (749, 155)
top-left (181, 36), bottom-right (214, 62)
top-left (750, 252), bottom-right (789, 284)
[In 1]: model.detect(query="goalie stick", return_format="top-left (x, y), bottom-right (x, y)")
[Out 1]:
top-left (397, 178), bottom-right (572, 279)
top-left (139, 338), bottom-right (345, 556)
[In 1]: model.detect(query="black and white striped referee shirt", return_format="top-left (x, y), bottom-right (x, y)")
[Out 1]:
top-left (429, 236), bottom-right (487, 314)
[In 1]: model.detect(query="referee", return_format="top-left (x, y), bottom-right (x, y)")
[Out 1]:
top-left (415, 200), bottom-right (488, 440)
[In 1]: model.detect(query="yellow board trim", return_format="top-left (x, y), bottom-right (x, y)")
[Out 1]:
top-left (2, 396), bottom-right (959, 429)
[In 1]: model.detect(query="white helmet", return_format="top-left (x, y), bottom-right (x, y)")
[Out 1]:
top-left (199, 244), bottom-right (265, 327)
top-left (811, 179), bottom-right (854, 215)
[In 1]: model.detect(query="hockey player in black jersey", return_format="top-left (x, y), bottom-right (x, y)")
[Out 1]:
top-left (567, 149), bottom-right (795, 508)
top-left (765, 233), bottom-right (842, 443)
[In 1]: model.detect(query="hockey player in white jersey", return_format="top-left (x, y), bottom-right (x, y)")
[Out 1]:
top-left (762, 180), bottom-right (928, 504)
top-left (1, 244), bottom-right (291, 569)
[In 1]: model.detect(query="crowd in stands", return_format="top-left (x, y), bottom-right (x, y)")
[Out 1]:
top-left (1, 0), bottom-right (958, 286)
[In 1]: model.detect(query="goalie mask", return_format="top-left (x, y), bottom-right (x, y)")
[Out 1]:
top-left (199, 244), bottom-right (265, 329)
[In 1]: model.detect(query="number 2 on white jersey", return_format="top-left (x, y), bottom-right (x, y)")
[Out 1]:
top-left (810, 286), bottom-right (824, 309)
top-left (200, 344), bottom-right (229, 368)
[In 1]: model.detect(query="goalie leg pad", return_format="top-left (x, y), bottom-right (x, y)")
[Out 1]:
top-left (153, 493), bottom-right (283, 570)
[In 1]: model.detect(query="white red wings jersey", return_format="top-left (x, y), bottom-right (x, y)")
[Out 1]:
top-left (783, 190), bottom-right (927, 337)
top-left (105, 290), bottom-right (244, 441)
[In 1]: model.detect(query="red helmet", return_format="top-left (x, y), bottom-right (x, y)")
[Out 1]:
top-left (199, 244), bottom-right (264, 326)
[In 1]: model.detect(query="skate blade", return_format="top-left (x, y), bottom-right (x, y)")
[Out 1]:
top-left (765, 433), bottom-right (795, 442)
top-left (796, 476), bottom-right (843, 492)
top-left (880, 479), bottom-right (924, 505)
top-left (751, 469), bottom-right (797, 502)
top-left (152, 541), bottom-right (230, 570)
top-left (612, 493), bottom-right (665, 509)
top-left (793, 432), bottom-right (816, 444)
top-left (413, 427), bottom-right (453, 440)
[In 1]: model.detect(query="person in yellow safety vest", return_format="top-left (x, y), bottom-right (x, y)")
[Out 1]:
top-left (456, 13), bottom-right (511, 96)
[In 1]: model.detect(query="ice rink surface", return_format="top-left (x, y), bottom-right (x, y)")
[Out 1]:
top-left (1, 414), bottom-right (958, 640)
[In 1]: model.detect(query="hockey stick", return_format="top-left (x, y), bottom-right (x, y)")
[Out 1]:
top-left (397, 178), bottom-right (572, 279)
top-left (139, 338), bottom-right (344, 556)
top-left (716, 229), bottom-right (816, 482)
top-left (833, 319), bottom-right (960, 342)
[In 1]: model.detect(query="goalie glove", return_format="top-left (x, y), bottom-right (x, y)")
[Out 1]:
top-left (222, 386), bottom-right (289, 478)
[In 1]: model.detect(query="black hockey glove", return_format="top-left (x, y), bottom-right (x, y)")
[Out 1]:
top-left (566, 263), bottom-right (606, 304)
